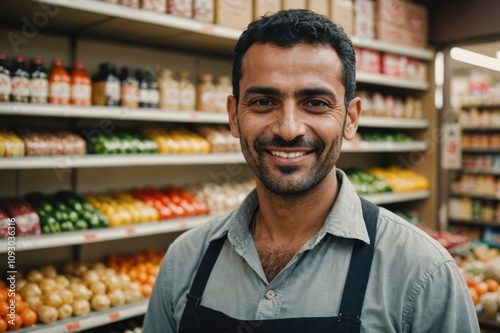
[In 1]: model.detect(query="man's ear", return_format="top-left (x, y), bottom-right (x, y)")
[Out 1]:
top-left (343, 97), bottom-right (361, 141)
top-left (227, 95), bottom-right (240, 138)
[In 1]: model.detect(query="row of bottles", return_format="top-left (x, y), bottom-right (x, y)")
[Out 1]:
top-left (0, 54), bottom-right (232, 112)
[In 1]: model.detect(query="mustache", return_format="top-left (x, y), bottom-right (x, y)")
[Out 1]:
top-left (254, 136), bottom-right (323, 153)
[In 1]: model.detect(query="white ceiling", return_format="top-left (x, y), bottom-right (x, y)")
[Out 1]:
top-left (451, 40), bottom-right (500, 80)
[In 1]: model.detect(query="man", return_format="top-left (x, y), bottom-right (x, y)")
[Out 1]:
top-left (143, 9), bottom-right (480, 333)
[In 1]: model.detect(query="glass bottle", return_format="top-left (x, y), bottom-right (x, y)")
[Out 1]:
top-left (196, 73), bottom-right (215, 112)
top-left (28, 57), bottom-right (49, 104)
top-left (10, 55), bottom-right (30, 103)
top-left (158, 68), bottom-right (179, 110)
top-left (0, 54), bottom-right (11, 102)
top-left (135, 68), bottom-right (149, 108)
top-left (119, 66), bottom-right (139, 109)
top-left (70, 62), bottom-right (92, 106)
top-left (49, 58), bottom-right (71, 104)
top-left (214, 75), bottom-right (232, 112)
top-left (178, 70), bottom-right (195, 111)
top-left (92, 62), bottom-right (120, 106)
top-left (145, 69), bottom-right (159, 109)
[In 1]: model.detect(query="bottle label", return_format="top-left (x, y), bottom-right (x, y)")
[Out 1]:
top-left (12, 76), bottom-right (30, 97)
top-left (106, 81), bottom-right (120, 102)
top-left (92, 82), bottom-right (106, 105)
top-left (201, 91), bottom-right (215, 109)
top-left (149, 89), bottom-right (159, 105)
top-left (0, 74), bottom-right (11, 95)
top-left (72, 84), bottom-right (91, 101)
top-left (121, 85), bottom-right (139, 107)
top-left (180, 89), bottom-right (195, 108)
top-left (215, 91), bottom-right (228, 111)
top-left (30, 78), bottom-right (49, 98)
top-left (50, 82), bottom-right (70, 99)
top-left (139, 89), bottom-right (149, 103)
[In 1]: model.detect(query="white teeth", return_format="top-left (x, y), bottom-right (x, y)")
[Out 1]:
top-left (271, 151), bottom-right (306, 158)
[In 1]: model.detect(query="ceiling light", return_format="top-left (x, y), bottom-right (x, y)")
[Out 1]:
top-left (450, 47), bottom-right (500, 72)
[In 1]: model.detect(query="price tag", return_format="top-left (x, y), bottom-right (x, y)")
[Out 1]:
top-left (84, 233), bottom-right (97, 242)
top-left (202, 24), bottom-right (215, 34)
top-left (125, 227), bottom-right (136, 236)
top-left (108, 312), bottom-right (120, 322)
top-left (66, 321), bottom-right (81, 331)
top-left (441, 123), bottom-right (461, 170)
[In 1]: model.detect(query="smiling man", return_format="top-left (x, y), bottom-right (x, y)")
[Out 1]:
top-left (143, 9), bottom-right (479, 333)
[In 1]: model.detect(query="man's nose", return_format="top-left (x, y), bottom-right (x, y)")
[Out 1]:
top-left (272, 101), bottom-right (307, 142)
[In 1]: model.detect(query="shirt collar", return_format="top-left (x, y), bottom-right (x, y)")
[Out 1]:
top-left (209, 169), bottom-right (370, 246)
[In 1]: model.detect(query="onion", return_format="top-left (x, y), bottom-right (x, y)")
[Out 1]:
top-left (91, 294), bottom-right (111, 311)
top-left (108, 289), bottom-right (125, 307)
top-left (40, 265), bottom-right (58, 278)
top-left (58, 303), bottom-right (73, 320)
top-left (90, 281), bottom-right (107, 295)
top-left (39, 278), bottom-right (57, 294)
top-left (21, 282), bottom-right (42, 299)
top-left (43, 291), bottom-right (64, 308)
top-left (72, 299), bottom-right (91, 316)
top-left (70, 283), bottom-right (92, 301)
top-left (27, 269), bottom-right (44, 283)
top-left (38, 305), bottom-right (59, 324)
top-left (58, 288), bottom-right (74, 304)
top-left (55, 275), bottom-right (70, 289)
top-left (83, 270), bottom-right (100, 286)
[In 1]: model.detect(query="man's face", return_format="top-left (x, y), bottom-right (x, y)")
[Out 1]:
top-left (228, 43), bottom-right (360, 196)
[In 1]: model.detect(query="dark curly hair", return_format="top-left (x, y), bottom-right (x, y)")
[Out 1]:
top-left (232, 9), bottom-right (356, 110)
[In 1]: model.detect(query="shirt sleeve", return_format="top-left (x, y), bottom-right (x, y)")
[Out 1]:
top-left (143, 250), bottom-right (177, 333)
top-left (403, 260), bottom-right (480, 333)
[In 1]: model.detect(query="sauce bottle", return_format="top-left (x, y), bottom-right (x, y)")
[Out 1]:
top-left (92, 62), bottom-right (120, 106)
top-left (28, 57), bottom-right (49, 104)
top-left (119, 66), bottom-right (139, 108)
top-left (135, 68), bottom-right (149, 108)
top-left (178, 70), bottom-right (195, 111)
top-left (49, 58), bottom-right (71, 104)
top-left (196, 73), bottom-right (216, 112)
top-left (158, 68), bottom-right (179, 110)
top-left (0, 54), bottom-right (11, 102)
top-left (70, 62), bottom-right (92, 106)
top-left (146, 69), bottom-right (159, 109)
top-left (214, 75), bottom-right (231, 112)
top-left (10, 55), bottom-right (30, 103)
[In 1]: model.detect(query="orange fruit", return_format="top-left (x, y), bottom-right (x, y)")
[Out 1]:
top-left (485, 279), bottom-right (499, 292)
top-left (20, 308), bottom-right (37, 327)
top-left (137, 272), bottom-right (148, 284)
top-left (0, 302), bottom-right (8, 317)
top-left (14, 300), bottom-right (25, 314)
top-left (0, 317), bottom-right (7, 333)
top-left (475, 281), bottom-right (489, 296)
top-left (0, 290), bottom-right (7, 303)
top-left (469, 286), bottom-right (479, 305)
top-left (6, 314), bottom-right (22, 330)
top-left (140, 284), bottom-right (152, 297)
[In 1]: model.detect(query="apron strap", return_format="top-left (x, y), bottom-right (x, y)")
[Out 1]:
top-left (337, 197), bottom-right (379, 322)
top-left (185, 235), bottom-right (226, 309)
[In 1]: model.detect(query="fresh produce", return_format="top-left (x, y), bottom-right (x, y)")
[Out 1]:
top-left (85, 129), bottom-right (158, 155)
top-left (26, 191), bottom-right (108, 234)
top-left (366, 166), bottom-right (429, 192)
top-left (86, 192), bottom-right (158, 227)
top-left (358, 131), bottom-right (413, 142)
top-left (196, 125), bottom-right (240, 152)
top-left (0, 282), bottom-right (38, 331)
top-left (16, 128), bottom-right (86, 156)
top-left (0, 129), bottom-right (25, 157)
top-left (345, 168), bottom-right (392, 195)
top-left (141, 127), bottom-right (210, 154)
top-left (0, 198), bottom-right (41, 237)
top-left (0, 208), bottom-right (10, 239)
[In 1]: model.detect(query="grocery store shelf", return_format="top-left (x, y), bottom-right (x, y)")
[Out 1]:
top-left (356, 72), bottom-right (429, 90)
top-left (0, 103), bottom-right (229, 123)
top-left (450, 193), bottom-right (500, 201)
top-left (462, 148), bottom-right (500, 153)
top-left (358, 116), bottom-right (429, 129)
top-left (341, 141), bottom-right (428, 152)
top-left (448, 218), bottom-right (500, 228)
top-left (15, 299), bottom-right (148, 333)
top-left (461, 167), bottom-right (500, 176)
top-left (461, 127), bottom-right (500, 132)
top-left (462, 105), bottom-right (500, 110)
top-left (362, 190), bottom-right (430, 205)
top-left (350, 36), bottom-right (434, 61)
top-left (0, 215), bottom-right (213, 253)
top-left (2, 0), bottom-right (241, 56)
top-left (0, 152), bottom-right (246, 169)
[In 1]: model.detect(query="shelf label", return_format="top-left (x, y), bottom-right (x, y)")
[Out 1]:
top-left (125, 227), bottom-right (136, 236)
top-left (178, 221), bottom-right (189, 229)
top-left (84, 233), bottom-right (97, 242)
top-left (441, 123), bottom-right (461, 170)
top-left (66, 321), bottom-right (81, 331)
top-left (188, 112), bottom-right (200, 121)
top-left (202, 24), bottom-right (215, 34)
top-left (108, 312), bottom-right (120, 322)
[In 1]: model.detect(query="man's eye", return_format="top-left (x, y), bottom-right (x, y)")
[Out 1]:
top-left (253, 99), bottom-right (272, 106)
top-left (308, 100), bottom-right (326, 107)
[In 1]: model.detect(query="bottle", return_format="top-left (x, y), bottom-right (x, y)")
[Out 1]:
top-left (49, 58), bottom-right (71, 104)
top-left (135, 68), bottom-right (149, 108)
top-left (10, 55), bottom-right (30, 103)
top-left (28, 57), bottom-right (49, 103)
top-left (70, 62), bottom-right (92, 106)
top-left (178, 70), bottom-right (195, 111)
top-left (0, 54), bottom-right (11, 102)
top-left (214, 75), bottom-right (231, 112)
top-left (119, 66), bottom-right (139, 109)
top-left (92, 62), bottom-right (120, 106)
top-left (145, 69), bottom-right (159, 109)
top-left (196, 73), bottom-right (216, 111)
top-left (158, 68), bottom-right (179, 110)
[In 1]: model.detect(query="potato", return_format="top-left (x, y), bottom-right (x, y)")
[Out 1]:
top-left (108, 289), bottom-right (125, 307)
top-left (91, 262), bottom-right (107, 273)
top-left (38, 305), bottom-right (59, 324)
top-left (72, 299), bottom-right (91, 316)
top-left (40, 265), bottom-right (58, 278)
top-left (16, 279), bottom-right (27, 291)
top-left (39, 278), bottom-right (57, 294)
top-left (105, 275), bottom-right (121, 291)
top-left (91, 294), bottom-right (111, 311)
top-left (21, 282), bottom-right (42, 299)
top-left (90, 281), bottom-right (107, 295)
top-left (43, 291), bottom-right (64, 308)
top-left (124, 289), bottom-right (142, 304)
top-left (55, 275), bottom-right (70, 289)
top-left (24, 295), bottom-right (43, 311)
top-left (70, 283), bottom-right (92, 301)
top-left (58, 288), bottom-right (74, 305)
top-left (83, 270), bottom-right (100, 286)
top-left (27, 269), bottom-right (44, 283)
top-left (58, 303), bottom-right (73, 320)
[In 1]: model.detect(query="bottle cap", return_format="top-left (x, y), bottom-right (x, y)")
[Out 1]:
top-left (52, 58), bottom-right (65, 66)
top-left (30, 57), bottom-right (44, 64)
top-left (12, 55), bottom-right (26, 63)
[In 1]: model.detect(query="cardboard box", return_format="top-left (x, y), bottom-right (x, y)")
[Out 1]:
top-left (406, 29), bottom-right (427, 48)
top-left (215, 0), bottom-right (253, 30)
top-left (306, 0), bottom-right (329, 16)
top-left (167, 0), bottom-right (193, 17)
top-left (354, 0), bottom-right (374, 38)
top-left (254, 0), bottom-right (281, 19)
top-left (282, 0), bottom-right (306, 10)
top-left (376, 0), bottom-right (405, 27)
top-left (355, 20), bottom-right (375, 38)
top-left (330, 0), bottom-right (354, 35)
top-left (376, 20), bottom-right (405, 44)
top-left (193, 0), bottom-right (215, 23)
top-left (405, 1), bottom-right (427, 33)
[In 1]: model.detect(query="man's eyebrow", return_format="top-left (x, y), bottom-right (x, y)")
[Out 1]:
top-left (243, 86), bottom-right (282, 99)
top-left (295, 88), bottom-right (337, 99)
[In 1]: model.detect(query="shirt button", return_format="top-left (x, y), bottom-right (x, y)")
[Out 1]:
top-left (265, 289), bottom-right (276, 300)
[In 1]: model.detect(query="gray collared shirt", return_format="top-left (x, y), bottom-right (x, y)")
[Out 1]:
top-left (143, 169), bottom-right (480, 332)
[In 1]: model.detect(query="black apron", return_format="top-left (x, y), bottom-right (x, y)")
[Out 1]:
top-left (178, 198), bottom-right (379, 333)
